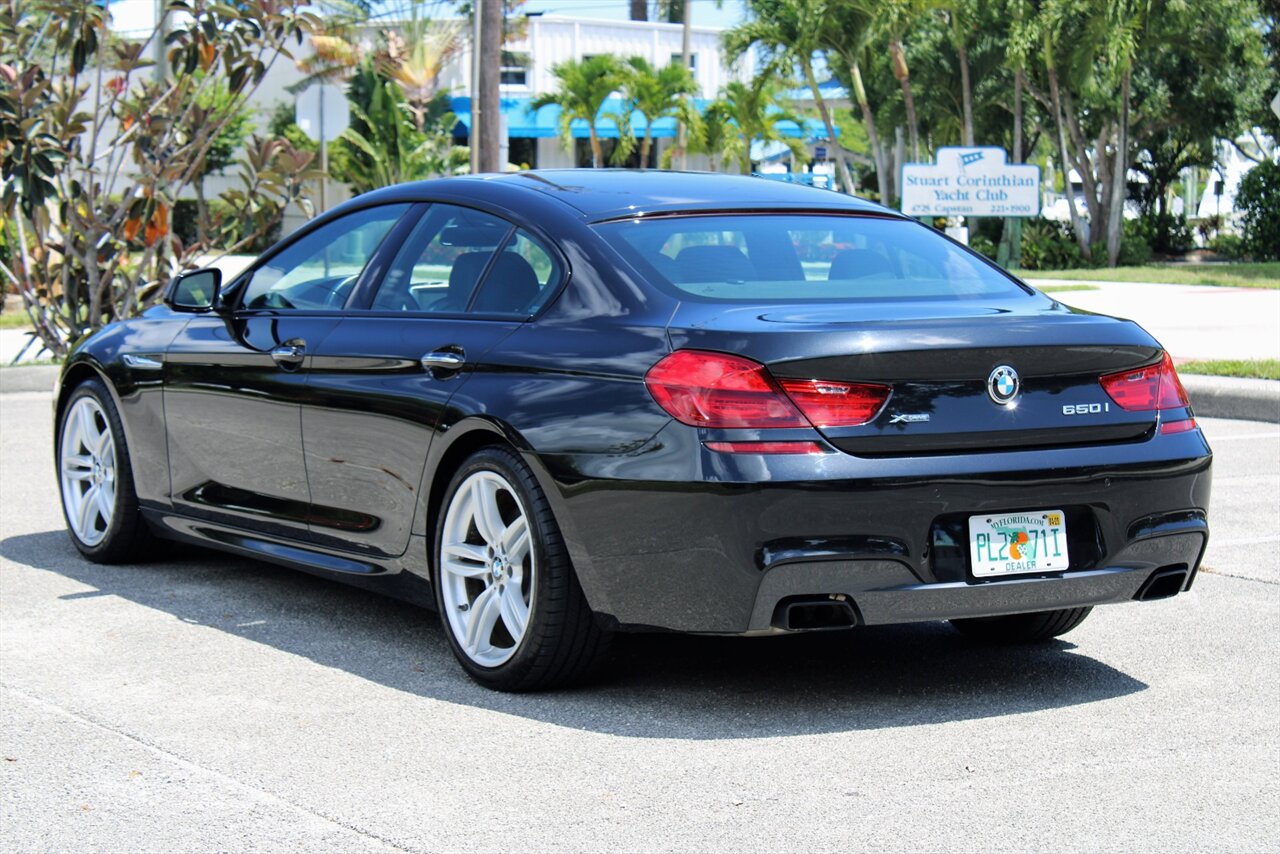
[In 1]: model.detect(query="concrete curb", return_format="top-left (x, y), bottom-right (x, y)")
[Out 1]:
top-left (1, 364), bottom-right (1276, 423)
top-left (1182, 375), bottom-right (1280, 424)
top-left (0, 364), bottom-right (60, 395)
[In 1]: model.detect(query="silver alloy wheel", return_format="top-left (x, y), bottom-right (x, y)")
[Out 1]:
top-left (439, 470), bottom-right (535, 667)
top-left (59, 397), bottom-right (118, 547)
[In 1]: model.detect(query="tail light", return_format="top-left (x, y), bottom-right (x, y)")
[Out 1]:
top-left (1099, 352), bottom-right (1190, 412)
top-left (644, 350), bottom-right (890, 429)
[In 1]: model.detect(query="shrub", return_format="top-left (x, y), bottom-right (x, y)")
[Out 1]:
top-left (1209, 233), bottom-right (1246, 259)
top-left (1132, 213), bottom-right (1192, 256)
top-left (968, 235), bottom-right (997, 260)
top-left (1117, 219), bottom-right (1155, 266)
top-left (1019, 218), bottom-right (1083, 270)
top-left (1236, 160), bottom-right (1280, 261)
top-left (173, 200), bottom-right (281, 256)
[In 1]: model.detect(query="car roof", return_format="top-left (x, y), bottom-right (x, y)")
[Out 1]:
top-left (352, 169), bottom-right (901, 223)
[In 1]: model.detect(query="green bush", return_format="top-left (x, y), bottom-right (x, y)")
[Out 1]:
top-left (172, 199), bottom-right (281, 255)
top-left (968, 235), bottom-right (997, 260)
top-left (1117, 219), bottom-right (1154, 265)
top-left (1236, 160), bottom-right (1280, 262)
top-left (1132, 213), bottom-right (1192, 256)
top-left (1018, 218), bottom-right (1083, 270)
top-left (1209, 233), bottom-right (1246, 259)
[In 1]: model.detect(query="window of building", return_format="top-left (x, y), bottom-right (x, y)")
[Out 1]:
top-left (500, 51), bottom-right (530, 87)
top-left (669, 52), bottom-right (697, 70)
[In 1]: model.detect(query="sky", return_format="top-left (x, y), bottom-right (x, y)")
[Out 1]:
top-left (520, 1), bottom-right (747, 27)
top-left (107, 1), bottom-right (750, 32)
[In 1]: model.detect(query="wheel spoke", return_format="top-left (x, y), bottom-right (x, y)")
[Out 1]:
top-left (62, 454), bottom-right (93, 480)
top-left (498, 585), bottom-right (529, 639)
top-left (471, 477), bottom-right (504, 546)
top-left (76, 401), bottom-right (98, 454)
top-left (463, 585), bottom-right (501, 656)
top-left (500, 515), bottom-right (530, 564)
top-left (442, 542), bottom-right (489, 579)
top-left (95, 483), bottom-right (115, 524)
top-left (77, 485), bottom-right (100, 535)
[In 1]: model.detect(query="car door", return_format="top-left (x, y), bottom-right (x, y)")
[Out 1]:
top-left (301, 203), bottom-right (565, 558)
top-left (163, 204), bottom-right (411, 541)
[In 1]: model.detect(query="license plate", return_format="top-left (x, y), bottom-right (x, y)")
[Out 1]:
top-left (968, 510), bottom-right (1069, 578)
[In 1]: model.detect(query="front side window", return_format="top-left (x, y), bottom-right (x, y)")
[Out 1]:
top-left (595, 214), bottom-right (1026, 303)
top-left (239, 205), bottom-right (409, 311)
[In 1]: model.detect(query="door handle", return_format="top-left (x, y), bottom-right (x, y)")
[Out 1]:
top-left (421, 350), bottom-right (466, 373)
top-left (270, 343), bottom-right (306, 368)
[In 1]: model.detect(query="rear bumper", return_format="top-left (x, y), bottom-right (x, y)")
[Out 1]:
top-left (534, 423), bottom-right (1212, 634)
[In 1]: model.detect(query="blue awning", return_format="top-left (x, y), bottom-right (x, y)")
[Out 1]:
top-left (449, 96), bottom-right (833, 142)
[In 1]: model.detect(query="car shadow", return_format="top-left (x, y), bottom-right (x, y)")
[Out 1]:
top-left (2, 530), bottom-right (1147, 739)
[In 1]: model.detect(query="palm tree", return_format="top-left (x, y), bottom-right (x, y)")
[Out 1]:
top-left (377, 21), bottom-right (464, 133)
top-left (816, 2), bottom-right (888, 199)
top-left (531, 56), bottom-right (624, 167)
top-left (725, 0), bottom-right (854, 192)
top-left (856, 0), bottom-right (935, 164)
top-left (618, 57), bottom-right (698, 167)
top-left (717, 77), bottom-right (810, 175)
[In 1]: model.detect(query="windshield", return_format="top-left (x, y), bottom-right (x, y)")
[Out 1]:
top-left (594, 214), bottom-right (1027, 303)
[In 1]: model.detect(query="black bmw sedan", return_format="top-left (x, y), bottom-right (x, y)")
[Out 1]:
top-left (55, 170), bottom-right (1211, 691)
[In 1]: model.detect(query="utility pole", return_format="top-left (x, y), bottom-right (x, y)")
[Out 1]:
top-left (477, 0), bottom-right (503, 173)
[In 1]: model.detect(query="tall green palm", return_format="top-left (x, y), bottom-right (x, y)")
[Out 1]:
top-left (854, 0), bottom-right (937, 164)
top-left (531, 56), bottom-right (624, 168)
top-left (718, 77), bottom-right (810, 175)
top-left (816, 2), bottom-right (886, 198)
top-left (725, 0), bottom-right (854, 192)
top-left (618, 57), bottom-right (698, 166)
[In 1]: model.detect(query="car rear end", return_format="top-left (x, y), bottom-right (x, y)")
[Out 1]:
top-left (562, 211), bottom-right (1211, 635)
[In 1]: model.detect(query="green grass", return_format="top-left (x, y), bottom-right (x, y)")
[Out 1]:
top-left (0, 311), bottom-right (33, 330)
top-left (1178, 359), bottom-right (1280, 380)
top-left (1035, 283), bottom-right (1100, 293)
top-left (1019, 262), bottom-right (1280, 289)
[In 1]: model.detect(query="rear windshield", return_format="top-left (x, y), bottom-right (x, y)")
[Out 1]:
top-left (594, 214), bottom-right (1027, 302)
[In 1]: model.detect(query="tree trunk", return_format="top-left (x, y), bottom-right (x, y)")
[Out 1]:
top-left (998, 67), bottom-right (1024, 268)
top-left (953, 20), bottom-right (974, 147)
top-left (849, 60), bottom-right (887, 202)
top-left (802, 60), bottom-right (854, 193)
top-left (889, 40), bottom-right (919, 162)
top-left (194, 174), bottom-right (210, 246)
top-left (477, 0), bottom-right (503, 172)
top-left (1046, 64), bottom-right (1090, 260)
top-left (674, 0), bottom-right (692, 170)
top-left (1106, 68), bottom-right (1131, 267)
top-left (589, 129), bottom-right (602, 168)
top-left (641, 128), bottom-right (653, 167)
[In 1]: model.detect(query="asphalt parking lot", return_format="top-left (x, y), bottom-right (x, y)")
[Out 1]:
top-left (2, 390), bottom-right (1277, 852)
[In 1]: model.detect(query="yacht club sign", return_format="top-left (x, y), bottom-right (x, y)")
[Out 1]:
top-left (901, 147), bottom-right (1040, 217)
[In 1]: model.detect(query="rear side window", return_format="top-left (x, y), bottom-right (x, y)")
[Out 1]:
top-left (470, 229), bottom-right (563, 316)
top-left (595, 214), bottom-right (1025, 303)
top-left (371, 205), bottom-right (511, 313)
top-left (371, 208), bottom-right (563, 317)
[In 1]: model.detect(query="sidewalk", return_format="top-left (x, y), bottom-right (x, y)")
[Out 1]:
top-left (1043, 280), bottom-right (1280, 362)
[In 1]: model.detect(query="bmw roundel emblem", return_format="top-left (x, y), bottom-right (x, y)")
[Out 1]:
top-left (987, 365), bottom-right (1021, 405)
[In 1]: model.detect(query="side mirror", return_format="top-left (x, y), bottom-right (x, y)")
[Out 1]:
top-left (165, 268), bottom-right (222, 312)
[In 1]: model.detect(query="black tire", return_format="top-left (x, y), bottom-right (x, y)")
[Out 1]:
top-left (56, 379), bottom-right (157, 564)
top-left (950, 607), bottom-right (1092, 644)
top-left (432, 446), bottom-right (612, 691)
